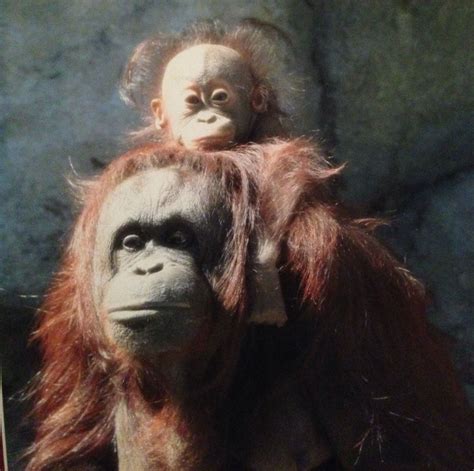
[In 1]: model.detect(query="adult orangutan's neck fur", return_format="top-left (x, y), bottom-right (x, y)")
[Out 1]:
top-left (114, 392), bottom-right (223, 471)
top-left (112, 348), bottom-right (236, 470)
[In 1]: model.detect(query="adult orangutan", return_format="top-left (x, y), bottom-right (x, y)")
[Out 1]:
top-left (27, 144), bottom-right (259, 471)
top-left (26, 142), bottom-right (474, 470)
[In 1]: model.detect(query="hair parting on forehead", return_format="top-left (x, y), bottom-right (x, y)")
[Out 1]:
top-left (120, 18), bottom-right (294, 119)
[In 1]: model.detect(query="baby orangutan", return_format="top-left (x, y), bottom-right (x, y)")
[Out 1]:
top-left (121, 19), bottom-right (290, 146)
top-left (150, 43), bottom-right (267, 150)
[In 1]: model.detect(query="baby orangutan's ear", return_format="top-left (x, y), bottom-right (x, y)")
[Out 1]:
top-left (150, 98), bottom-right (167, 129)
top-left (251, 84), bottom-right (269, 114)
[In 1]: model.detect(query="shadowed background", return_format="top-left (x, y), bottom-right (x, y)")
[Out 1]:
top-left (1, 1), bottom-right (473, 468)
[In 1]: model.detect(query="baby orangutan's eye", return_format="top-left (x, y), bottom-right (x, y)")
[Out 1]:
top-left (185, 94), bottom-right (201, 106)
top-left (211, 89), bottom-right (229, 104)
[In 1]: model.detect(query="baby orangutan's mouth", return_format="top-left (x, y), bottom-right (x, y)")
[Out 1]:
top-left (193, 134), bottom-right (234, 150)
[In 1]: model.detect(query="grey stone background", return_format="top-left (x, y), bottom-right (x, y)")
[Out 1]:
top-left (1, 0), bottom-right (473, 467)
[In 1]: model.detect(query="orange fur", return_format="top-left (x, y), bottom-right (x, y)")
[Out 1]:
top-left (26, 139), bottom-right (474, 470)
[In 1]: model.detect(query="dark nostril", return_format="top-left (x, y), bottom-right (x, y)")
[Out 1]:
top-left (147, 262), bottom-right (163, 274)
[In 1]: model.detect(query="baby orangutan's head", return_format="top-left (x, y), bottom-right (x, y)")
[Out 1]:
top-left (120, 19), bottom-right (293, 147)
top-left (151, 44), bottom-right (267, 150)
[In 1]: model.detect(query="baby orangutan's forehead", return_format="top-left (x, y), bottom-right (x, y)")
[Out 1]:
top-left (162, 44), bottom-right (253, 89)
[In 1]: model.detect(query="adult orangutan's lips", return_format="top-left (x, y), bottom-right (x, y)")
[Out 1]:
top-left (108, 302), bottom-right (191, 324)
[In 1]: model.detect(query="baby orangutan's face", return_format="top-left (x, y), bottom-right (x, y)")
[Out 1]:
top-left (151, 44), bottom-right (266, 150)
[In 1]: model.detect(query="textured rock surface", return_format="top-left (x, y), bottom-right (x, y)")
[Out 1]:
top-left (311, 1), bottom-right (474, 205)
top-left (1, 1), bottom-right (473, 467)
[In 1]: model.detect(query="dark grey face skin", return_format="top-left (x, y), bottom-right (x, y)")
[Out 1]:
top-left (93, 168), bottom-right (231, 357)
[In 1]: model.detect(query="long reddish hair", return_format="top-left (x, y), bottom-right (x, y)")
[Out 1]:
top-left (259, 138), bottom-right (474, 469)
top-left (26, 139), bottom-right (474, 469)
top-left (25, 143), bottom-right (261, 470)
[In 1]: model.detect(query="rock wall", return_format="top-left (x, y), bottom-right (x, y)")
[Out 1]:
top-left (1, 0), bottom-right (473, 466)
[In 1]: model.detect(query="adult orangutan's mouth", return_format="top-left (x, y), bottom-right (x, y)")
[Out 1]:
top-left (108, 302), bottom-right (191, 325)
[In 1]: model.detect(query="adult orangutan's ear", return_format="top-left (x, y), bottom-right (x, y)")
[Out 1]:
top-left (150, 98), bottom-right (167, 129)
top-left (251, 84), bottom-right (269, 113)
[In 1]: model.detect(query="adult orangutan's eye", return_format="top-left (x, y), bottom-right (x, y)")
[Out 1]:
top-left (211, 89), bottom-right (229, 104)
top-left (121, 234), bottom-right (145, 252)
top-left (165, 229), bottom-right (194, 249)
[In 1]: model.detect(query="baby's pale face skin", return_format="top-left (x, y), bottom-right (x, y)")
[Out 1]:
top-left (151, 44), bottom-right (262, 150)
